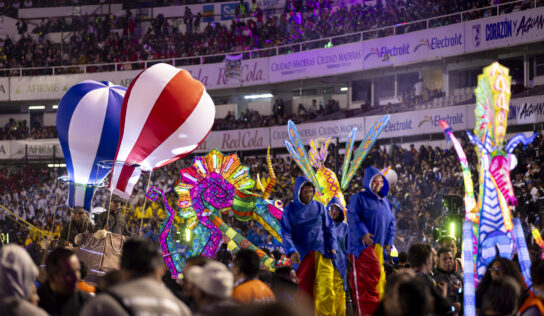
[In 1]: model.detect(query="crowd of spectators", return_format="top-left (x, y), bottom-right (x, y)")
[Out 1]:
top-left (0, 131), bottom-right (544, 315)
top-left (213, 98), bottom-right (342, 131)
top-left (1, 127), bottom-right (544, 315)
top-left (1, 0), bottom-right (540, 73)
top-left (1, 118), bottom-right (57, 140)
top-left (1, 130), bottom-right (543, 253)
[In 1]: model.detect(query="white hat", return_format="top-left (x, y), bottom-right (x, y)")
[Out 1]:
top-left (185, 261), bottom-right (234, 299)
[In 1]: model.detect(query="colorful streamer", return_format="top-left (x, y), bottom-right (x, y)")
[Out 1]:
top-left (462, 221), bottom-right (476, 316)
top-left (439, 121), bottom-right (477, 222)
top-left (512, 218), bottom-right (532, 288)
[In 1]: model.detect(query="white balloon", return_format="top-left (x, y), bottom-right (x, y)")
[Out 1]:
top-left (384, 169), bottom-right (398, 186)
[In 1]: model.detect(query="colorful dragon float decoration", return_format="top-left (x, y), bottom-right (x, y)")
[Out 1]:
top-left (439, 62), bottom-right (536, 316)
top-left (147, 148), bottom-right (284, 279)
top-left (285, 115), bottom-right (390, 211)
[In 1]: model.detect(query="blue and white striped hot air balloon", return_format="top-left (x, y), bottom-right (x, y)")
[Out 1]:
top-left (56, 81), bottom-right (126, 211)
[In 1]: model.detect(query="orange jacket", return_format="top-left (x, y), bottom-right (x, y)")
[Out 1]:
top-left (78, 281), bottom-right (96, 294)
top-left (233, 279), bottom-right (275, 304)
top-left (520, 293), bottom-right (544, 316)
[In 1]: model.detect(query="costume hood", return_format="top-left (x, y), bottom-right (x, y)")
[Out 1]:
top-left (294, 176), bottom-right (314, 205)
top-left (327, 196), bottom-right (345, 222)
top-left (363, 166), bottom-right (389, 197)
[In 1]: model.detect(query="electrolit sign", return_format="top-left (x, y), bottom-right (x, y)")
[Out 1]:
top-left (364, 43), bottom-right (410, 61)
top-left (418, 113), bottom-right (464, 128)
top-left (368, 106), bottom-right (468, 138)
top-left (221, 2), bottom-right (248, 20)
top-left (362, 23), bottom-right (464, 69)
top-left (413, 34), bottom-right (463, 52)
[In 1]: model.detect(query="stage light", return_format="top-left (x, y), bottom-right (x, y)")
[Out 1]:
top-left (244, 93), bottom-right (273, 100)
top-left (29, 105), bottom-right (45, 110)
top-left (52, 105), bottom-right (58, 109)
top-left (185, 228), bottom-right (191, 242)
top-left (340, 87), bottom-right (348, 92)
top-left (47, 163), bottom-right (66, 168)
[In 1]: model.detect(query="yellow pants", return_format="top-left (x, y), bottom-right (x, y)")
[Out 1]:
top-left (375, 244), bottom-right (386, 299)
top-left (314, 252), bottom-right (346, 316)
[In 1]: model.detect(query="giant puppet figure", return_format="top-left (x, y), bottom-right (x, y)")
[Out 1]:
top-left (439, 62), bottom-right (536, 316)
top-left (283, 116), bottom-right (389, 316)
top-left (147, 149), bottom-right (284, 279)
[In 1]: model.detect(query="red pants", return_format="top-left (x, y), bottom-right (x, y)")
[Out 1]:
top-left (297, 251), bottom-right (316, 301)
top-left (350, 247), bottom-right (381, 316)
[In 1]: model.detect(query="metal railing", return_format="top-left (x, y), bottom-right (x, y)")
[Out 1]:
top-left (1, 0), bottom-right (539, 77)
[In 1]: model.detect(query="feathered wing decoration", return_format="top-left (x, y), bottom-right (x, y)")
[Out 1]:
top-left (341, 115), bottom-right (390, 190)
top-left (285, 120), bottom-right (322, 194)
top-left (309, 137), bottom-right (331, 169)
top-left (341, 128), bottom-right (357, 188)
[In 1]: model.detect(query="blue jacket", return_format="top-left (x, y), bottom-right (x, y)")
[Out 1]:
top-left (347, 167), bottom-right (396, 257)
top-left (281, 176), bottom-right (338, 260)
top-left (328, 197), bottom-right (348, 290)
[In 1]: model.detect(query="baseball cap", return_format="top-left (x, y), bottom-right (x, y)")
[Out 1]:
top-left (185, 261), bottom-right (234, 299)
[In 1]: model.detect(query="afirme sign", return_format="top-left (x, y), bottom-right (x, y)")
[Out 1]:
top-left (1, 96), bottom-right (541, 159)
top-left (4, 7), bottom-right (544, 101)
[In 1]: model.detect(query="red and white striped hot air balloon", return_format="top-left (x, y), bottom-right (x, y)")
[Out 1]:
top-left (109, 63), bottom-right (215, 198)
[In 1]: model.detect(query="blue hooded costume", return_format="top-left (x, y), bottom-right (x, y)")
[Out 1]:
top-left (347, 166), bottom-right (396, 315)
top-left (281, 176), bottom-right (344, 315)
top-left (281, 176), bottom-right (337, 260)
top-left (327, 196), bottom-right (348, 290)
top-left (347, 166), bottom-right (396, 257)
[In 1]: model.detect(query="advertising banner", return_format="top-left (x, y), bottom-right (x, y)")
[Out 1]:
top-left (0, 141), bottom-right (10, 159)
top-left (18, 4), bottom-right (123, 19)
top-left (9, 59), bottom-right (269, 101)
top-left (0, 78), bottom-right (8, 101)
top-left (151, 0), bottom-right (284, 21)
top-left (270, 116), bottom-right (365, 148)
top-left (269, 42), bottom-right (363, 83)
top-left (257, 0), bottom-right (285, 9)
top-left (365, 106), bottom-right (470, 138)
top-left (9, 72), bottom-right (137, 101)
top-left (363, 23), bottom-right (465, 70)
top-left (508, 95), bottom-right (544, 125)
top-left (195, 127), bottom-right (271, 153)
top-left (9, 140), bottom-right (63, 159)
top-left (221, 2), bottom-right (249, 20)
top-left (464, 6), bottom-right (544, 53)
